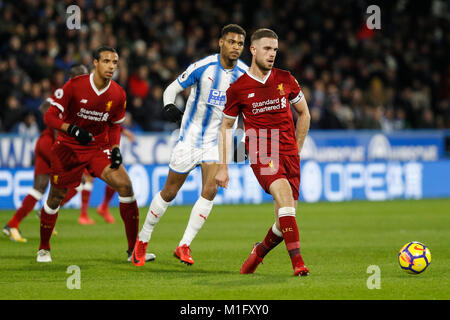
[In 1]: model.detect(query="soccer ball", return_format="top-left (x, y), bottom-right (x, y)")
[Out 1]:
top-left (398, 241), bottom-right (431, 274)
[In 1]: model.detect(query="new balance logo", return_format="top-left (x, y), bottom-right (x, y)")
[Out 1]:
top-left (80, 99), bottom-right (88, 104)
top-left (248, 93), bottom-right (255, 98)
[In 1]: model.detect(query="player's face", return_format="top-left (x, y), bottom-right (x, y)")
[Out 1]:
top-left (219, 32), bottom-right (245, 61)
top-left (252, 37), bottom-right (278, 71)
top-left (94, 51), bottom-right (119, 80)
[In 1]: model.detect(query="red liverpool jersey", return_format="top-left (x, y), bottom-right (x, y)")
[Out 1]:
top-left (48, 73), bottom-right (126, 147)
top-left (223, 68), bottom-right (304, 156)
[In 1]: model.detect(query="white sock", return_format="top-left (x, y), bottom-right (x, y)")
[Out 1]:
top-left (138, 192), bottom-right (171, 243)
top-left (179, 196), bottom-right (214, 247)
top-left (83, 181), bottom-right (93, 191)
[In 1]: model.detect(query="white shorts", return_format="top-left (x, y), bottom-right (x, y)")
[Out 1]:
top-left (169, 140), bottom-right (219, 174)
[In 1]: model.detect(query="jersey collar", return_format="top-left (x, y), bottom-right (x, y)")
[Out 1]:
top-left (89, 73), bottom-right (111, 96)
top-left (217, 54), bottom-right (237, 73)
top-left (246, 69), bottom-right (272, 84)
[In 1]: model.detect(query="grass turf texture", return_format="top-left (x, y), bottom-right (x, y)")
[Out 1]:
top-left (0, 199), bottom-right (449, 300)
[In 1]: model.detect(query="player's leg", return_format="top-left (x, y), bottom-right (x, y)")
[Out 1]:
top-left (134, 169), bottom-right (189, 265)
top-left (251, 201), bottom-right (285, 260)
top-left (100, 164), bottom-right (139, 256)
top-left (133, 141), bottom-right (196, 266)
top-left (3, 173), bottom-right (49, 242)
top-left (175, 162), bottom-right (217, 265)
top-left (38, 141), bottom-right (86, 262)
top-left (97, 184), bottom-right (116, 223)
top-left (79, 173), bottom-right (95, 225)
top-left (60, 184), bottom-right (81, 206)
top-left (239, 202), bottom-right (285, 274)
top-left (37, 185), bottom-right (68, 262)
top-left (269, 179), bottom-right (308, 276)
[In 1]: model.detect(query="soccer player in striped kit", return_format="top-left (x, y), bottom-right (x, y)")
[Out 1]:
top-left (132, 24), bottom-right (248, 266)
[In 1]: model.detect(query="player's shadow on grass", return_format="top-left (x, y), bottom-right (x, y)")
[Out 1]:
top-left (4, 263), bottom-right (76, 273)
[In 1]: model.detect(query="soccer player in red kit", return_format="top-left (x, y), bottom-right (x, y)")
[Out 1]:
top-left (215, 29), bottom-right (311, 276)
top-left (2, 64), bottom-right (88, 243)
top-left (36, 46), bottom-right (153, 263)
top-left (78, 126), bottom-right (135, 225)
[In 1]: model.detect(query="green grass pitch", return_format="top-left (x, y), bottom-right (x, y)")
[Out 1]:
top-left (0, 199), bottom-right (449, 300)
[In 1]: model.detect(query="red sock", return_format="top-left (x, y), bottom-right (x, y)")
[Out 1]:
top-left (102, 185), bottom-right (115, 207)
top-left (61, 188), bottom-right (78, 206)
top-left (256, 226), bottom-right (283, 258)
top-left (8, 194), bottom-right (38, 228)
top-left (119, 199), bottom-right (139, 253)
top-left (39, 205), bottom-right (59, 250)
top-left (80, 190), bottom-right (91, 217)
top-left (279, 214), bottom-right (304, 268)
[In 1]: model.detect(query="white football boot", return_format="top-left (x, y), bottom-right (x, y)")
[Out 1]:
top-left (37, 249), bottom-right (52, 263)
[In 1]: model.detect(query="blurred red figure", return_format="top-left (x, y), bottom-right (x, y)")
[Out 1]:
top-left (2, 64), bottom-right (88, 243)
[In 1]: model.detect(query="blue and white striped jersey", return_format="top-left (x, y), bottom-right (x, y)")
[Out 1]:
top-left (177, 54), bottom-right (248, 148)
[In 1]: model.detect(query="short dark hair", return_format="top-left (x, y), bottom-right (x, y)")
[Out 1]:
top-left (250, 28), bottom-right (278, 44)
top-left (93, 46), bottom-right (117, 61)
top-left (68, 63), bottom-right (88, 78)
top-left (221, 24), bottom-right (246, 38)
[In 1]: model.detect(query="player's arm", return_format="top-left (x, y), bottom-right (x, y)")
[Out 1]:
top-left (44, 106), bottom-right (93, 145)
top-left (162, 79), bottom-right (184, 123)
top-left (121, 126), bottom-right (135, 142)
top-left (39, 98), bottom-right (52, 115)
top-left (109, 123), bottom-right (122, 169)
top-left (291, 96), bottom-right (311, 153)
top-left (108, 93), bottom-right (128, 169)
top-left (216, 116), bottom-right (236, 188)
top-left (44, 82), bottom-right (93, 145)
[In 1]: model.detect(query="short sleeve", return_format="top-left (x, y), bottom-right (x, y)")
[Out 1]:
top-left (288, 74), bottom-right (304, 104)
top-left (48, 80), bottom-right (74, 113)
top-left (223, 86), bottom-right (240, 119)
top-left (110, 89), bottom-right (126, 124)
top-left (177, 63), bottom-right (201, 89)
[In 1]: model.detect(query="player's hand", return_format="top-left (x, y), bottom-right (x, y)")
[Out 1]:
top-left (110, 147), bottom-right (122, 169)
top-left (233, 141), bottom-right (248, 162)
top-left (163, 104), bottom-right (184, 123)
top-left (215, 167), bottom-right (229, 188)
top-left (67, 124), bottom-right (93, 145)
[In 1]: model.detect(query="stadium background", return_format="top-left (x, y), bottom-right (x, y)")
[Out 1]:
top-left (0, 0), bottom-right (449, 208)
top-left (0, 0), bottom-right (449, 303)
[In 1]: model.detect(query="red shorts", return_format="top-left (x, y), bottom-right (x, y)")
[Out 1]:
top-left (34, 133), bottom-right (54, 176)
top-left (49, 141), bottom-right (111, 189)
top-left (250, 154), bottom-right (301, 200)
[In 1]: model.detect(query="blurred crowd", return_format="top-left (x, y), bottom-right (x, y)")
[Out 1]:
top-left (0, 0), bottom-right (449, 134)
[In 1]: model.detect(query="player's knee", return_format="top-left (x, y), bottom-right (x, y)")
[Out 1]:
top-left (201, 184), bottom-right (218, 200)
top-left (33, 175), bottom-right (50, 194)
top-left (115, 182), bottom-right (133, 197)
top-left (160, 188), bottom-right (178, 202)
top-left (47, 188), bottom-right (67, 207)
